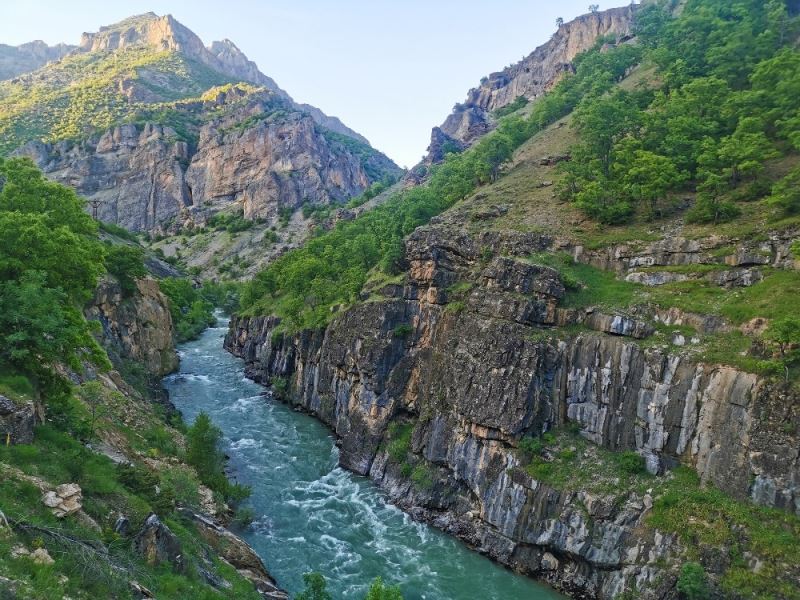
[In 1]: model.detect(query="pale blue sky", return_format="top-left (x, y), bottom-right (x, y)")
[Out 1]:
top-left (1, 1), bottom-right (620, 167)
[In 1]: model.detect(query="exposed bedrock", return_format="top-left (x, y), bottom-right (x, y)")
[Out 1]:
top-left (226, 225), bottom-right (799, 598)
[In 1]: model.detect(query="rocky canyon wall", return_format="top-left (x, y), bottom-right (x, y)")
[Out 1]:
top-left (225, 224), bottom-right (799, 599)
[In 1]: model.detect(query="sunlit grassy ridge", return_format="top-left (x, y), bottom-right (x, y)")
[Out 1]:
top-left (0, 46), bottom-right (236, 153)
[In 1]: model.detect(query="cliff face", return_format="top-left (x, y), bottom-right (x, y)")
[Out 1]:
top-left (225, 223), bottom-right (799, 598)
top-left (3, 13), bottom-right (398, 231)
top-left (15, 88), bottom-right (399, 231)
top-left (86, 276), bottom-right (179, 378)
top-left (426, 6), bottom-right (636, 162)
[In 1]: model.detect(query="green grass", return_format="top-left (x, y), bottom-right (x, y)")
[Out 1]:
top-left (528, 252), bottom-right (640, 310)
top-left (648, 467), bottom-right (800, 600)
top-left (516, 427), bottom-right (653, 494)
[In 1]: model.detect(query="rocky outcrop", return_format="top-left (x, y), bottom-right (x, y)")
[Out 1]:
top-left (134, 513), bottom-right (186, 572)
top-left (8, 13), bottom-right (399, 231)
top-left (186, 110), bottom-right (371, 222)
top-left (426, 6), bottom-right (636, 161)
top-left (0, 395), bottom-right (35, 445)
top-left (225, 223), bottom-right (800, 598)
top-left (0, 40), bottom-right (76, 81)
top-left (18, 124), bottom-right (191, 231)
top-left (180, 510), bottom-right (288, 599)
top-left (41, 483), bottom-right (83, 518)
top-left (85, 276), bottom-right (179, 377)
top-left (16, 91), bottom-right (400, 231)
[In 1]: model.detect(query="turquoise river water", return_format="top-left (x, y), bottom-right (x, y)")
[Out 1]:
top-left (163, 316), bottom-right (565, 600)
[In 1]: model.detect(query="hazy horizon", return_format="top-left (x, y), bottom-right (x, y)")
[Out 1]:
top-left (0, 0), bottom-right (620, 167)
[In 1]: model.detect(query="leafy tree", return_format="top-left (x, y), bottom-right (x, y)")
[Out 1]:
top-left (765, 317), bottom-right (800, 382)
top-left (185, 412), bottom-right (250, 503)
top-left (0, 271), bottom-right (106, 374)
top-left (295, 573), bottom-right (331, 600)
top-left (768, 166), bottom-right (800, 216)
top-left (364, 577), bottom-right (403, 600)
top-left (589, 4), bottom-right (599, 13)
top-left (614, 141), bottom-right (686, 218)
top-left (104, 244), bottom-right (147, 296)
top-left (556, 17), bottom-right (564, 27)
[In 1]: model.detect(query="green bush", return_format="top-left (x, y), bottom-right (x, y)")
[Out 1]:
top-left (364, 577), bottom-right (404, 600)
top-left (296, 572), bottom-right (332, 600)
top-left (186, 413), bottom-right (250, 505)
top-left (613, 450), bottom-right (647, 475)
top-left (677, 562), bottom-right (710, 600)
top-left (104, 243), bottom-right (147, 296)
top-left (385, 422), bottom-right (413, 463)
top-left (392, 324), bottom-right (413, 338)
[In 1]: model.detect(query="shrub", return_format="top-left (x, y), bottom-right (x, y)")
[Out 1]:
top-left (364, 577), bottom-right (404, 600)
top-left (613, 450), bottom-right (647, 475)
top-left (677, 562), bottom-right (710, 600)
top-left (296, 572), bottom-right (331, 600)
top-left (104, 244), bottom-right (147, 296)
top-left (386, 422), bottom-right (413, 463)
top-left (392, 324), bottom-right (413, 338)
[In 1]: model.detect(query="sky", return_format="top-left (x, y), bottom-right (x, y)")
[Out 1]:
top-left (0, 1), bottom-right (618, 167)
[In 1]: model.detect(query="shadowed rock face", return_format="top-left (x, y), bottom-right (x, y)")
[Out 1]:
top-left (225, 223), bottom-right (800, 599)
top-left (0, 396), bottom-right (35, 445)
top-left (426, 6), bottom-right (636, 162)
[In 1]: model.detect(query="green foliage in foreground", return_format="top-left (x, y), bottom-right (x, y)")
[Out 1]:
top-left (295, 573), bottom-right (403, 600)
top-left (240, 39), bottom-right (641, 328)
top-left (0, 158), bottom-right (109, 384)
top-left (560, 0), bottom-right (800, 224)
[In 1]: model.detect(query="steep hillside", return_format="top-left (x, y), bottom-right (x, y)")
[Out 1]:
top-left (424, 5), bottom-right (636, 163)
top-left (0, 13), bottom-right (401, 232)
top-left (230, 1), bottom-right (800, 598)
top-left (0, 158), bottom-right (287, 599)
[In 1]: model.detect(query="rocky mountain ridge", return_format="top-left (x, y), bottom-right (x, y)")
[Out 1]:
top-left (2, 13), bottom-right (398, 232)
top-left (426, 5), bottom-right (636, 163)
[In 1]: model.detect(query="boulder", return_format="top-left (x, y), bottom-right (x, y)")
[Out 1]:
top-left (41, 483), bottom-right (82, 518)
top-left (133, 514), bottom-right (185, 572)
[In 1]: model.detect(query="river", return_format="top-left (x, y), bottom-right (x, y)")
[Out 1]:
top-left (163, 315), bottom-right (565, 600)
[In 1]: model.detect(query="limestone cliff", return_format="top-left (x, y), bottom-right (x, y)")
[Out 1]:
top-left (426, 6), bottom-right (636, 162)
top-left (225, 221), bottom-right (799, 598)
top-left (15, 88), bottom-right (400, 231)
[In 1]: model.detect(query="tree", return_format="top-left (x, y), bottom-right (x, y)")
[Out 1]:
top-left (556, 17), bottom-right (564, 27)
top-left (614, 143), bottom-right (686, 218)
top-left (765, 317), bottom-right (800, 383)
top-left (104, 244), bottom-right (146, 296)
top-left (78, 381), bottom-right (106, 440)
top-left (186, 413), bottom-right (225, 487)
top-left (768, 166), bottom-right (800, 216)
top-left (364, 577), bottom-right (403, 600)
top-left (589, 4), bottom-right (600, 13)
top-left (295, 573), bottom-right (332, 600)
